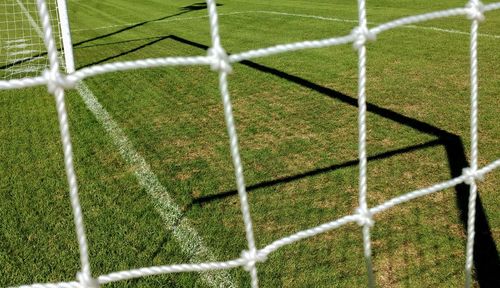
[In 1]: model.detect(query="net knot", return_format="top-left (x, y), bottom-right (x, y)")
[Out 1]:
top-left (241, 249), bottom-right (266, 272)
top-left (207, 46), bottom-right (232, 73)
top-left (355, 207), bottom-right (374, 227)
top-left (43, 69), bottom-right (76, 94)
top-left (466, 1), bottom-right (485, 22)
top-left (351, 26), bottom-right (376, 50)
top-left (77, 271), bottom-right (99, 288)
top-left (462, 167), bottom-right (484, 185)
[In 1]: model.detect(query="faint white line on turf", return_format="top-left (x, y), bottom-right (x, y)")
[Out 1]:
top-left (16, 0), bottom-right (236, 286)
top-left (252, 11), bottom-right (500, 39)
top-left (71, 12), bottom-right (245, 31)
top-left (6, 65), bottom-right (43, 74)
top-left (8, 50), bottom-right (39, 56)
top-left (72, 10), bottom-right (500, 39)
top-left (250, 11), bottom-right (500, 39)
top-left (5, 38), bottom-right (27, 44)
top-left (249, 10), bottom-right (358, 23)
top-left (71, 11), bottom-right (354, 32)
top-left (6, 43), bottom-right (36, 49)
top-left (402, 24), bottom-right (497, 38)
top-left (5, 56), bottom-right (44, 63)
top-left (75, 82), bottom-right (236, 288)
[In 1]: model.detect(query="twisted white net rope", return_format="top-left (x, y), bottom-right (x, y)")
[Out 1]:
top-left (1, 0), bottom-right (499, 287)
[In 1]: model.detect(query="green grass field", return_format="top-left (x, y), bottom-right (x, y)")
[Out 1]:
top-left (1, 0), bottom-right (499, 287)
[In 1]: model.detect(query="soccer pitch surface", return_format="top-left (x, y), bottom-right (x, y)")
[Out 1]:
top-left (1, 0), bottom-right (499, 287)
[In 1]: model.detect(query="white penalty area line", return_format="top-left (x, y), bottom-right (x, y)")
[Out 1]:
top-left (76, 83), bottom-right (236, 288)
top-left (15, 1), bottom-right (235, 287)
top-left (5, 38), bottom-right (27, 44)
top-left (72, 10), bottom-right (500, 39)
top-left (260, 10), bottom-right (500, 39)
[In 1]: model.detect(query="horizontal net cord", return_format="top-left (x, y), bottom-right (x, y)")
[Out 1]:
top-left (97, 259), bottom-right (246, 284)
top-left (228, 34), bottom-right (355, 63)
top-left (69, 56), bottom-right (213, 80)
top-left (0, 56), bottom-right (213, 89)
top-left (371, 7), bottom-right (470, 35)
top-left (12, 158), bottom-right (499, 288)
top-left (370, 158), bottom-right (500, 215)
top-left (0, 75), bottom-right (47, 89)
top-left (0, 2), bottom-right (499, 91)
top-left (484, 2), bottom-right (500, 10)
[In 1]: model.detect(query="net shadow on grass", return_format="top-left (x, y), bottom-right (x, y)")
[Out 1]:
top-left (191, 140), bottom-right (443, 204)
top-left (165, 35), bottom-right (498, 287)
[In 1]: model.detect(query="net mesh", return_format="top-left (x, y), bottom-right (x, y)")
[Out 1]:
top-left (0, 0), bottom-right (62, 79)
top-left (0, 0), bottom-right (499, 287)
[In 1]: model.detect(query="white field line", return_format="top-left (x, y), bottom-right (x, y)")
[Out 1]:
top-left (76, 83), bottom-right (236, 288)
top-left (5, 38), bottom-right (27, 44)
top-left (6, 55), bottom-right (44, 63)
top-left (6, 43), bottom-right (36, 49)
top-left (6, 65), bottom-right (43, 74)
top-left (72, 10), bottom-right (500, 39)
top-left (16, 1), bottom-right (236, 287)
top-left (262, 11), bottom-right (500, 39)
top-left (8, 50), bottom-right (39, 56)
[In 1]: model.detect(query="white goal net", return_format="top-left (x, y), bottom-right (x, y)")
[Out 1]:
top-left (0, 0), bottom-right (63, 79)
top-left (0, 0), bottom-right (499, 287)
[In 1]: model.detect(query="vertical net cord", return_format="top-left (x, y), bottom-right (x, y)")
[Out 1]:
top-left (465, 2), bottom-right (480, 286)
top-left (205, 1), bottom-right (260, 287)
top-left (356, 0), bottom-right (375, 287)
top-left (36, 0), bottom-right (94, 287)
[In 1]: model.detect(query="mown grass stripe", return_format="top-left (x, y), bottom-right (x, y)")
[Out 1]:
top-left (72, 10), bottom-right (500, 39)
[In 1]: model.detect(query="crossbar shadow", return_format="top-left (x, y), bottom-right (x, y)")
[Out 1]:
top-left (72, 2), bottom-right (221, 48)
top-left (192, 139), bottom-right (442, 204)
top-left (167, 35), bottom-right (499, 287)
top-left (77, 35), bottom-right (173, 69)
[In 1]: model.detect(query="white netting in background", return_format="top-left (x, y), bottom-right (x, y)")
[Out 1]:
top-left (0, 0), bottom-right (499, 287)
top-left (0, 0), bottom-right (62, 79)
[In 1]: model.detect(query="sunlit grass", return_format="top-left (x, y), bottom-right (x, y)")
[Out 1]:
top-left (1, 0), bottom-right (498, 287)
